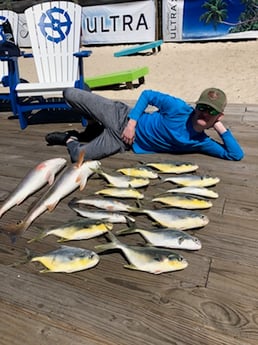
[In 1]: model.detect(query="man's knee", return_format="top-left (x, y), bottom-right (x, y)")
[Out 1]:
top-left (63, 87), bottom-right (74, 102)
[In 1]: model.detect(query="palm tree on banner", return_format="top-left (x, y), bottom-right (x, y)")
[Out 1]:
top-left (199, 0), bottom-right (228, 30)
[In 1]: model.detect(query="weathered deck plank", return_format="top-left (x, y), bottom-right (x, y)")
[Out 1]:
top-left (0, 103), bottom-right (258, 345)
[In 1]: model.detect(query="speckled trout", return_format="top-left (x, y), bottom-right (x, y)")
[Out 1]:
top-left (0, 158), bottom-right (66, 218)
top-left (2, 157), bottom-right (101, 239)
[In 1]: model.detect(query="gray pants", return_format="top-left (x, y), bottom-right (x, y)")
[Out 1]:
top-left (63, 88), bottom-right (131, 162)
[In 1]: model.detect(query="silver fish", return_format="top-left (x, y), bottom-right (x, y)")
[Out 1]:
top-left (69, 197), bottom-right (135, 212)
top-left (129, 207), bottom-right (209, 230)
top-left (165, 186), bottom-right (219, 199)
top-left (28, 219), bottom-right (113, 243)
top-left (152, 194), bottom-right (213, 209)
top-left (2, 155), bottom-right (101, 238)
top-left (0, 157), bottom-right (66, 218)
top-left (95, 187), bottom-right (144, 199)
top-left (31, 245), bottom-right (99, 273)
top-left (116, 227), bottom-right (202, 250)
top-left (95, 232), bottom-right (188, 274)
top-left (94, 168), bottom-right (150, 188)
top-left (69, 203), bottom-right (135, 224)
top-left (145, 161), bottom-right (199, 174)
top-left (117, 167), bottom-right (159, 179)
top-left (163, 174), bottom-right (220, 187)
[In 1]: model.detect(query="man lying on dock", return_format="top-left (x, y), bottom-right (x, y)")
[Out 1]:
top-left (45, 87), bottom-right (244, 162)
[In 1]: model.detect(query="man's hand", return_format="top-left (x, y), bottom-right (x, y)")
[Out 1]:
top-left (121, 119), bottom-right (137, 145)
top-left (213, 120), bottom-right (227, 135)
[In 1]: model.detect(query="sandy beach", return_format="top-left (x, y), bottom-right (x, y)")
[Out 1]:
top-left (19, 39), bottom-right (258, 105)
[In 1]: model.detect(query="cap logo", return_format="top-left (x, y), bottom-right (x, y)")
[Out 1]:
top-left (207, 90), bottom-right (219, 100)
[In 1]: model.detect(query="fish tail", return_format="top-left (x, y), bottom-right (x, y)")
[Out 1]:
top-left (94, 231), bottom-right (120, 253)
top-left (115, 226), bottom-right (136, 236)
top-left (27, 232), bottom-right (46, 243)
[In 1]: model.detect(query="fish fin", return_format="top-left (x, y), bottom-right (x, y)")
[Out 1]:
top-left (75, 150), bottom-right (85, 168)
top-left (46, 171), bottom-right (55, 185)
top-left (39, 268), bottom-right (50, 273)
top-left (123, 264), bottom-right (139, 271)
top-left (115, 226), bottom-right (136, 236)
top-left (76, 175), bottom-right (88, 191)
top-left (47, 202), bottom-right (59, 212)
top-left (27, 232), bottom-right (46, 243)
top-left (125, 215), bottom-right (135, 227)
top-left (57, 238), bottom-right (68, 243)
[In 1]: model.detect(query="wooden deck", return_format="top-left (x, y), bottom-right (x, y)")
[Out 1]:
top-left (0, 102), bottom-right (257, 345)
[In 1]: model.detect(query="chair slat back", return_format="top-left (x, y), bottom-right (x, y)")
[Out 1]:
top-left (25, 1), bottom-right (82, 83)
top-left (0, 10), bottom-right (18, 81)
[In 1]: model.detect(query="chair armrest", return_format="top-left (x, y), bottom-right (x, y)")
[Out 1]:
top-left (22, 52), bottom-right (33, 58)
top-left (74, 50), bottom-right (92, 58)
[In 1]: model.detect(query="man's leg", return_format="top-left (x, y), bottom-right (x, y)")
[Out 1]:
top-left (67, 127), bottom-right (129, 162)
top-left (63, 88), bottom-right (131, 131)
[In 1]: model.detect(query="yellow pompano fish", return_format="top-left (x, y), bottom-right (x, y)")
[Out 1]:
top-left (117, 167), bottom-right (159, 179)
top-left (129, 207), bottom-right (209, 230)
top-left (152, 194), bottom-right (213, 209)
top-left (165, 186), bottom-right (219, 199)
top-left (95, 232), bottom-right (188, 274)
top-left (94, 168), bottom-right (150, 188)
top-left (116, 227), bottom-right (202, 250)
top-left (31, 245), bottom-right (100, 273)
top-left (145, 161), bottom-right (199, 174)
top-left (95, 187), bottom-right (144, 199)
top-left (28, 219), bottom-right (113, 243)
top-left (163, 174), bottom-right (220, 187)
top-left (0, 157), bottom-right (66, 218)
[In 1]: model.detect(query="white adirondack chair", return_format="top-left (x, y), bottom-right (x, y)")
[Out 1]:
top-left (14, 1), bottom-right (92, 129)
top-left (0, 10), bottom-right (19, 105)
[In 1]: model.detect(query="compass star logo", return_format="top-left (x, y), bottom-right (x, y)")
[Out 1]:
top-left (38, 7), bottom-right (72, 44)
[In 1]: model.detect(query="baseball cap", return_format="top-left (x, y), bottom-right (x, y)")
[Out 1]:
top-left (196, 88), bottom-right (227, 113)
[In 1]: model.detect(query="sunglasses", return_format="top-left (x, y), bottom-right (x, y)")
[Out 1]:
top-left (196, 104), bottom-right (220, 116)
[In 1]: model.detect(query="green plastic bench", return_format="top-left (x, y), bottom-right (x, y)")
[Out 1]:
top-left (85, 66), bottom-right (149, 89)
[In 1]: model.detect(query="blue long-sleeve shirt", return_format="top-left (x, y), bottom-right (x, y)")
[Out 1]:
top-left (128, 90), bottom-right (244, 161)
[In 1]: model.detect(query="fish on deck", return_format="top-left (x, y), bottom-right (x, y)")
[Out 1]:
top-left (69, 202), bottom-right (135, 225)
top-left (69, 197), bottom-right (135, 212)
top-left (165, 186), bottom-right (219, 199)
top-left (116, 227), bottom-right (202, 250)
top-left (28, 219), bottom-right (113, 243)
top-left (163, 174), bottom-right (220, 187)
top-left (116, 166), bottom-right (159, 179)
top-left (95, 187), bottom-right (144, 200)
top-left (1, 154), bottom-right (101, 240)
top-left (31, 245), bottom-right (100, 273)
top-left (95, 232), bottom-right (188, 274)
top-left (94, 168), bottom-right (150, 188)
top-left (0, 157), bottom-right (66, 218)
top-left (152, 194), bottom-right (213, 209)
top-left (144, 161), bottom-right (199, 174)
top-left (128, 207), bottom-right (209, 230)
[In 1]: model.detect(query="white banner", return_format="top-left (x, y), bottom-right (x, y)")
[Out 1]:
top-left (162, 0), bottom-right (184, 41)
top-left (81, 1), bottom-right (156, 45)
